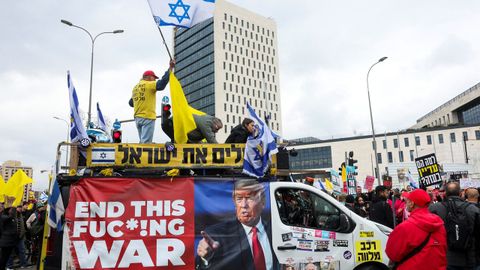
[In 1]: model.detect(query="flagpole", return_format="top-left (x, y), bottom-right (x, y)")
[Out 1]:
top-left (157, 26), bottom-right (173, 61)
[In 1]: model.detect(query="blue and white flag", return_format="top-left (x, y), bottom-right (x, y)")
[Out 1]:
top-left (47, 177), bottom-right (64, 231)
top-left (242, 103), bottom-right (278, 178)
top-left (68, 71), bottom-right (88, 143)
top-left (96, 102), bottom-right (107, 131)
top-left (406, 171), bottom-right (419, 189)
top-left (147, 0), bottom-right (215, 28)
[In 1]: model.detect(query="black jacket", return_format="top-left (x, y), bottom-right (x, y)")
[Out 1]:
top-left (0, 208), bottom-right (19, 247)
top-left (195, 219), bottom-right (278, 270)
top-left (368, 196), bottom-right (394, 228)
top-left (429, 197), bottom-right (480, 267)
top-left (225, 124), bottom-right (250, 143)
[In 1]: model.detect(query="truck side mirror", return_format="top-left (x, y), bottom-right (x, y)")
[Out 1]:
top-left (338, 213), bottom-right (353, 233)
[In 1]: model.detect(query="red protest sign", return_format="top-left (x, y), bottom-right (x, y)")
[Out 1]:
top-left (364, 176), bottom-right (375, 191)
top-left (65, 178), bottom-right (195, 270)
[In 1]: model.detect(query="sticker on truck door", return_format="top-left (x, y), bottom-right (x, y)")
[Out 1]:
top-left (355, 240), bottom-right (382, 263)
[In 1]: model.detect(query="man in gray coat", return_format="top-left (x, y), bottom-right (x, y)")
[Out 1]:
top-left (187, 114), bottom-right (223, 143)
top-left (429, 181), bottom-right (480, 270)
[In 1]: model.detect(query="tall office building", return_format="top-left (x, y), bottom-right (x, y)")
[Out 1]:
top-left (0, 160), bottom-right (33, 202)
top-left (174, 0), bottom-right (282, 142)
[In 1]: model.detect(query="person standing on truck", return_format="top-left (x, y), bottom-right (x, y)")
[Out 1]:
top-left (187, 114), bottom-right (223, 143)
top-left (369, 185), bottom-right (394, 228)
top-left (386, 189), bottom-right (447, 270)
top-left (225, 118), bottom-right (256, 143)
top-left (130, 60), bottom-right (175, 143)
top-left (196, 179), bottom-right (277, 270)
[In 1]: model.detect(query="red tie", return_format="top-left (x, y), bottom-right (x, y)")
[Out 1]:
top-left (252, 226), bottom-right (266, 270)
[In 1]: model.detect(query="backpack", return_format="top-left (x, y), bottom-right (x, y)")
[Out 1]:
top-left (443, 199), bottom-right (474, 251)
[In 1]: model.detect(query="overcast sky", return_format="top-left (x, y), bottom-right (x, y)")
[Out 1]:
top-left (1, 0), bottom-right (480, 191)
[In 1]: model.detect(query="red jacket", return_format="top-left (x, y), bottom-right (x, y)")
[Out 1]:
top-left (386, 207), bottom-right (447, 270)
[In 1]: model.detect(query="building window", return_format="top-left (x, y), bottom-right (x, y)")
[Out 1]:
top-left (476, 130), bottom-right (480, 140)
top-left (450, 132), bottom-right (456, 143)
top-left (438, 134), bottom-right (444, 144)
top-left (415, 136), bottom-right (420, 146)
top-left (387, 152), bottom-right (393, 163)
top-left (409, 150), bottom-right (415, 161)
top-left (463, 131), bottom-right (468, 141)
top-left (399, 151), bottom-right (404, 162)
top-left (393, 139), bottom-right (398, 148)
top-left (404, 137), bottom-right (409, 147)
top-left (427, 135), bottom-right (432, 145)
top-left (377, 153), bottom-right (382, 164)
top-left (382, 140), bottom-right (387, 149)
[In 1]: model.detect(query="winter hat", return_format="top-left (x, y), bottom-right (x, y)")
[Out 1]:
top-left (403, 189), bottom-right (431, 207)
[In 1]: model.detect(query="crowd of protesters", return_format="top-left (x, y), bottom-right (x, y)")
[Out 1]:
top-left (322, 180), bottom-right (480, 270)
top-left (0, 199), bottom-right (47, 270)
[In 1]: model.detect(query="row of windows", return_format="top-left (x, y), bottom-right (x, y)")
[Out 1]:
top-left (222, 22), bottom-right (274, 47)
top-left (289, 147), bottom-right (332, 170)
top-left (224, 32), bottom-right (275, 60)
top-left (224, 82), bottom-right (279, 104)
top-left (223, 13), bottom-right (275, 38)
top-left (225, 71), bottom-right (276, 91)
top-left (189, 94), bottom-right (215, 111)
top-left (180, 63), bottom-right (214, 89)
top-left (176, 37), bottom-right (213, 64)
top-left (177, 54), bottom-right (214, 82)
top-left (222, 55), bottom-right (276, 77)
top-left (224, 50), bottom-right (275, 76)
top-left (377, 150), bottom-right (416, 164)
top-left (185, 84), bottom-right (214, 104)
top-left (176, 43), bottom-right (214, 74)
top-left (175, 26), bottom-right (213, 55)
top-left (175, 18), bottom-right (213, 45)
top-left (225, 92), bottom-right (277, 108)
top-left (380, 130), bottom-right (480, 150)
top-left (462, 104), bottom-right (480, 125)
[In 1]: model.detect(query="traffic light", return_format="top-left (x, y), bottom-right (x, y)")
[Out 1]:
top-left (112, 130), bottom-right (122, 143)
top-left (348, 151), bottom-right (358, 175)
top-left (161, 103), bottom-right (174, 142)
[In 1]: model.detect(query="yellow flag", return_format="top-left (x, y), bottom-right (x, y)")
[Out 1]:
top-left (0, 176), bottom-right (5, 203)
top-left (325, 178), bottom-right (334, 193)
top-left (4, 169), bottom-right (33, 206)
top-left (170, 72), bottom-right (205, 144)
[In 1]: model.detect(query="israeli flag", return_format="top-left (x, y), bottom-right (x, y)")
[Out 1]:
top-left (147, 0), bottom-right (215, 28)
top-left (47, 177), bottom-right (64, 231)
top-left (91, 147), bottom-right (116, 164)
top-left (68, 71), bottom-right (88, 143)
top-left (97, 102), bottom-right (107, 131)
top-left (242, 103), bottom-right (278, 178)
top-left (407, 171), bottom-right (419, 189)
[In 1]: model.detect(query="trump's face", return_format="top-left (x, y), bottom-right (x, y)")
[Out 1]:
top-left (234, 188), bottom-right (265, 226)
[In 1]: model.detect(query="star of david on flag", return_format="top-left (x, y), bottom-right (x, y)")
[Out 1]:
top-left (147, 0), bottom-right (215, 28)
top-left (242, 103), bottom-right (279, 178)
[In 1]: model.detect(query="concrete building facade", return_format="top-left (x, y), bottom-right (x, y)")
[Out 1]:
top-left (174, 0), bottom-right (282, 142)
top-left (0, 160), bottom-right (33, 202)
top-left (412, 82), bottom-right (480, 129)
top-left (287, 124), bottom-right (480, 189)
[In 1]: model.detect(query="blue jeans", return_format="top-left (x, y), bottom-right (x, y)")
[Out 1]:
top-left (135, 117), bottom-right (155, 143)
top-left (7, 239), bottom-right (27, 267)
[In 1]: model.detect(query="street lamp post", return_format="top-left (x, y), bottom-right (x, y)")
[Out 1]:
top-left (60, 19), bottom-right (123, 128)
top-left (367, 56), bottom-right (388, 186)
top-left (53, 116), bottom-right (70, 169)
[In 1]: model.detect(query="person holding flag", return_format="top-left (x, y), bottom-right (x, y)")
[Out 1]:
top-left (130, 60), bottom-right (175, 143)
top-left (242, 103), bottom-right (278, 178)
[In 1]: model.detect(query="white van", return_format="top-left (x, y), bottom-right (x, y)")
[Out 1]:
top-left (269, 181), bottom-right (391, 270)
